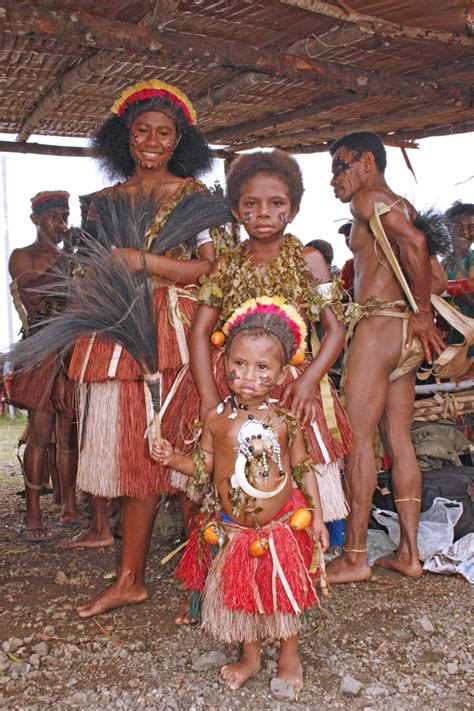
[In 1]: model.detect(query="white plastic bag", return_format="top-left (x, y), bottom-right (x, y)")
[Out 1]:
top-left (372, 497), bottom-right (463, 561)
top-left (423, 533), bottom-right (474, 583)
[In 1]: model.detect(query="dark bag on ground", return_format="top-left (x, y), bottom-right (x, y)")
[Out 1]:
top-left (373, 466), bottom-right (474, 540)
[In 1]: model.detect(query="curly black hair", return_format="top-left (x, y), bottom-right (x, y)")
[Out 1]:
top-left (93, 96), bottom-right (213, 181)
top-left (226, 150), bottom-right (304, 211)
top-left (330, 131), bottom-right (387, 173)
top-left (444, 200), bottom-right (474, 223)
top-left (226, 313), bottom-right (296, 365)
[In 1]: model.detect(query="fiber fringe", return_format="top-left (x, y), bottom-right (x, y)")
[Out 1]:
top-left (76, 382), bottom-right (120, 497)
top-left (313, 461), bottom-right (348, 522)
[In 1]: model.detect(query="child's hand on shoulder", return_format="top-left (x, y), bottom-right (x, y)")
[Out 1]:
top-left (151, 438), bottom-right (175, 465)
top-left (311, 515), bottom-right (330, 553)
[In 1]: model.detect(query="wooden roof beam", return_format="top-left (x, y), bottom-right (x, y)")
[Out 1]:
top-left (286, 22), bottom-right (367, 57)
top-left (0, 139), bottom-right (234, 161)
top-left (227, 104), bottom-right (457, 151)
top-left (285, 136), bottom-right (419, 154)
top-left (3, 4), bottom-right (469, 109)
top-left (279, 0), bottom-right (474, 47)
top-left (205, 91), bottom-right (360, 143)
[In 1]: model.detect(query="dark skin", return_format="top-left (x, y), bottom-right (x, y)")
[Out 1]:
top-left (9, 206), bottom-right (84, 539)
top-left (153, 332), bottom-right (328, 693)
top-left (74, 108), bottom-right (215, 615)
top-left (327, 145), bottom-right (444, 583)
top-left (190, 172), bottom-right (345, 426)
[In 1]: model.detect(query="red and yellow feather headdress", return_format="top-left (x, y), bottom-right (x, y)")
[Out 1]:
top-left (218, 296), bottom-right (307, 365)
top-left (111, 80), bottom-right (197, 126)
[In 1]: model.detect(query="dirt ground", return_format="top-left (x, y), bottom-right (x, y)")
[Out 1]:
top-left (0, 418), bottom-right (472, 711)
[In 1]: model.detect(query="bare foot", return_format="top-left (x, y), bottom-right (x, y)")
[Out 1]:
top-left (375, 552), bottom-right (423, 577)
top-left (276, 650), bottom-right (303, 697)
top-left (76, 580), bottom-right (148, 618)
top-left (58, 512), bottom-right (91, 529)
top-left (221, 645), bottom-right (261, 690)
top-left (58, 529), bottom-right (114, 549)
top-left (326, 553), bottom-right (372, 584)
top-left (174, 596), bottom-right (197, 626)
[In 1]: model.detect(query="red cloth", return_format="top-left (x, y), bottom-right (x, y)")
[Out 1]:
top-left (340, 258), bottom-right (354, 291)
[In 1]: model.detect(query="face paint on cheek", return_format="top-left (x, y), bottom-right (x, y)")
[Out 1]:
top-left (257, 374), bottom-right (273, 387)
top-left (242, 211), bottom-right (254, 225)
top-left (226, 370), bottom-right (239, 384)
top-left (278, 212), bottom-right (289, 225)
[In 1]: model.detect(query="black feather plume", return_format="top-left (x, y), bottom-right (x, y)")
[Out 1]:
top-left (93, 192), bottom-right (158, 250)
top-left (149, 184), bottom-right (233, 255)
top-left (414, 208), bottom-right (453, 258)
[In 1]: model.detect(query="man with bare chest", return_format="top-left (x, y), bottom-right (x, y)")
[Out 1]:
top-left (8, 191), bottom-right (85, 541)
top-left (325, 132), bottom-right (445, 583)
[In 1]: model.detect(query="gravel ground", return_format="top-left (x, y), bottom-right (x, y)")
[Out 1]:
top-left (0, 418), bottom-right (472, 711)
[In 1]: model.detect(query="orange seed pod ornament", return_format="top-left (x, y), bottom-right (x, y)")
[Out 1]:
top-left (249, 537), bottom-right (269, 557)
top-left (203, 522), bottom-right (220, 545)
top-left (289, 508), bottom-right (312, 531)
top-left (210, 331), bottom-right (225, 347)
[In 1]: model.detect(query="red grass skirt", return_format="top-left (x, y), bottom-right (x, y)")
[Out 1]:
top-left (176, 489), bottom-right (318, 643)
top-left (69, 285), bottom-right (197, 498)
top-left (6, 353), bottom-right (57, 413)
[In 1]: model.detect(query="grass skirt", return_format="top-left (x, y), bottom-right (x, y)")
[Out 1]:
top-left (70, 285), bottom-right (196, 498)
top-left (176, 489), bottom-right (318, 643)
top-left (6, 353), bottom-right (57, 414)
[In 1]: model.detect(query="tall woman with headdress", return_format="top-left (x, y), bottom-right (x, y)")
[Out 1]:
top-left (65, 80), bottom-right (218, 617)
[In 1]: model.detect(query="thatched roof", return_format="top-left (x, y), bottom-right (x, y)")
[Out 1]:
top-left (0, 1), bottom-right (473, 155)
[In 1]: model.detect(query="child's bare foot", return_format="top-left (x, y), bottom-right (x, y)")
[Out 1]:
top-left (174, 596), bottom-right (198, 626)
top-left (59, 528), bottom-right (114, 549)
top-left (276, 650), bottom-right (303, 694)
top-left (76, 579), bottom-right (148, 618)
top-left (220, 643), bottom-right (261, 690)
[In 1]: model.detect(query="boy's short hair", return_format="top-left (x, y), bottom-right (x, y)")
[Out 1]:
top-left (226, 150), bottom-right (304, 211)
top-left (329, 132), bottom-right (387, 173)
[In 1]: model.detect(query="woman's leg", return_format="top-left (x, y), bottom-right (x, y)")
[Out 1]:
top-left (76, 494), bottom-right (159, 617)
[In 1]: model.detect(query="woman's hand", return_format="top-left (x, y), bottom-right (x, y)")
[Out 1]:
top-left (111, 246), bottom-right (144, 273)
top-left (280, 371), bottom-right (319, 426)
top-left (151, 438), bottom-right (175, 465)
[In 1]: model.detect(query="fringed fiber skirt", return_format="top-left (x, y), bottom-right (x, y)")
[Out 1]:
top-left (169, 350), bottom-right (352, 522)
top-left (68, 285), bottom-right (197, 498)
top-left (176, 489), bottom-right (318, 644)
top-left (6, 353), bottom-right (57, 414)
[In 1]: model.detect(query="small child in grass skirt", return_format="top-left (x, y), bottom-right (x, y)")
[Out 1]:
top-left (167, 150), bottom-right (352, 523)
top-left (152, 298), bottom-right (329, 695)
